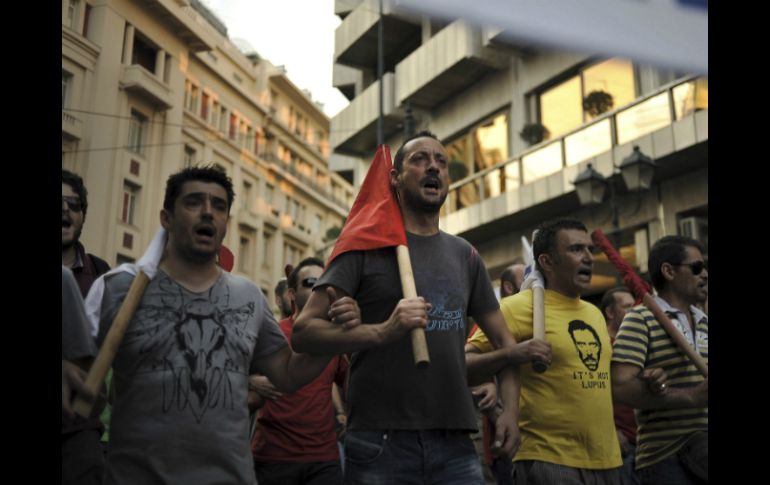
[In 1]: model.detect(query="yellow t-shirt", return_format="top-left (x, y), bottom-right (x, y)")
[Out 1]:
top-left (468, 289), bottom-right (622, 469)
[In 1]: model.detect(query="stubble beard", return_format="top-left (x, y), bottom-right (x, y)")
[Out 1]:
top-left (401, 187), bottom-right (446, 215)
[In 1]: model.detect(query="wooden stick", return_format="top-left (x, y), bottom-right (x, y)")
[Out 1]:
top-left (396, 245), bottom-right (430, 368)
top-left (73, 271), bottom-right (151, 417)
top-left (531, 286), bottom-right (548, 373)
top-left (641, 293), bottom-right (708, 377)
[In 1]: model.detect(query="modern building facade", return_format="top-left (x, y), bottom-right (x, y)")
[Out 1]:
top-left (62, 0), bottom-right (354, 298)
top-left (330, 0), bottom-right (707, 299)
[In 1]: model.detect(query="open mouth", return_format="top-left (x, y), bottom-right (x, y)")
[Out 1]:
top-left (194, 225), bottom-right (216, 240)
top-left (62, 219), bottom-right (72, 230)
top-left (422, 178), bottom-right (441, 194)
top-left (577, 268), bottom-right (592, 279)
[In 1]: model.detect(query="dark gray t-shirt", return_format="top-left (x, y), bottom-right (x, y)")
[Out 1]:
top-left (62, 266), bottom-right (96, 360)
top-left (316, 231), bottom-right (498, 431)
top-left (98, 269), bottom-right (287, 485)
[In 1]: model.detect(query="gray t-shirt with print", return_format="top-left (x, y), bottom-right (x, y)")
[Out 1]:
top-left (98, 269), bottom-right (287, 485)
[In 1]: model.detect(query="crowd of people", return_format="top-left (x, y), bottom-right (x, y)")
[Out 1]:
top-left (62, 131), bottom-right (707, 484)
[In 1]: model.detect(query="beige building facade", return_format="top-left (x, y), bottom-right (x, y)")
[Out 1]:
top-left (330, 0), bottom-right (708, 300)
top-left (62, 0), bottom-right (354, 297)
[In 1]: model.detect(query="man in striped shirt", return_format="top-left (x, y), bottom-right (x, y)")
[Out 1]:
top-left (611, 236), bottom-right (708, 485)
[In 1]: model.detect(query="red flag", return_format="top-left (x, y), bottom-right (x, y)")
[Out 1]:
top-left (327, 145), bottom-right (407, 267)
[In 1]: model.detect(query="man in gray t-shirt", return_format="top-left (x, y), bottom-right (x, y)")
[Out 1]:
top-left (95, 166), bottom-right (333, 484)
top-left (293, 132), bottom-right (528, 485)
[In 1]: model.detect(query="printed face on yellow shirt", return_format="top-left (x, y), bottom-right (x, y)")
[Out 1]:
top-left (568, 320), bottom-right (602, 371)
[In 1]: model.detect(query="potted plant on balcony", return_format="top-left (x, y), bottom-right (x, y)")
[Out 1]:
top-left (583, 90), bottom-right (614, 117)
top-left (519, 123), bottom-right (550, 146)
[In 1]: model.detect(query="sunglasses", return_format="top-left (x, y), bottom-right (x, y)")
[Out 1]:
top-left (672, 260), bottom-right (708, 275)
top-left (62, 196), bottom-right (83, 212)
top-left (301, 277), bottom-right (318, 288)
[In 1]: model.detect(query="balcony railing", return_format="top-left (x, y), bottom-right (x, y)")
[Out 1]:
top-left (444, 76), bottom-right (708, 214)
top-left (62, 110), bottom-right (83, 140)
top-left (264, 153), bottom-right (352, 209)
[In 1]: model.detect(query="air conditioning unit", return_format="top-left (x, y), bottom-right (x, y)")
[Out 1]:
top-left (678, 216), bottom-right (708, 244)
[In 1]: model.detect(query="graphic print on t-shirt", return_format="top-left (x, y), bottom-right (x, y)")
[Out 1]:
top-left (131, 276), bottom-right (257, 423)
top-left (567, 319), bottom-right (609, 390)
top-left (422, 279), bottom-right (465, 332)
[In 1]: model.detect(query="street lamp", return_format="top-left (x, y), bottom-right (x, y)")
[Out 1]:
top-left (573, 145), bottom-right (656, 247)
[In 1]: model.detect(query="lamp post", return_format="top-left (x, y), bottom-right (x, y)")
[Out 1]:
top-left (573, 146), bottom-right (656, 249)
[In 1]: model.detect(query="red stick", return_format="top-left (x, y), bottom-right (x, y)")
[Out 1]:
top-left (591, 230), bottom-right (708, 377)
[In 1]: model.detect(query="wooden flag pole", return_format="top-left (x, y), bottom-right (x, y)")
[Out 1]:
top-left (396, 245), bottom-right (430, 368)
top-left (72, 271), bottom-right (151, 417)
top-left (531, 286), bottom-right (548, 373)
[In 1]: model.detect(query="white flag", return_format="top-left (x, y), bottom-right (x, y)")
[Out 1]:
top-left (84, 228), bottom-right (167, 337)
top-left (395, 0), bottom-right (707, 73)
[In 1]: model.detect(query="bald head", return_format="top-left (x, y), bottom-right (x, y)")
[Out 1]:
top-left (500, 263), bottom-right (527, 298)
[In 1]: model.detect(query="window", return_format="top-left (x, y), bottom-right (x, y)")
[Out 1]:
top-left (538, 58), bottom-right (636, 139)
top-left (312, 214), bottom-right (322, 234)
top-left (262, 232), bottom-right (273, 265)
top-left (283, 243), bottom-right (300, 267)
top-left (229, 113), bottom-right (237, 140)
top-left (238, 233), bottom-right (252, 273)
top-left (62, 71), bottom-right (72, 109)
top-left (132, 33), bottom-right (158, 73)
top-left (190, 85), bottom-right (199, 113)
top-left (183, 80), bottom-right (192, 111)
top-left (66, 0), bottom-right (79, 30)
top-left (238, 120), bottom-right (246, 146)
top-left (445, 111), bottom-right (510, 209)
top-left (219, 106), bottom-right (228, 133)
top-left (200, 92), bottom-right (209, 120)
top-left (673, 78), bottom-right (708, 120)
top-left (242, 181), bottom-right (252, 212)
top-left (127, 110), bottom-right (147, 154)
top-left (211, 100), bottom-right (220, 128)
top-left (121, 182), bottom-right (140, 225)
top-left (183, 145), bottom-right (196, 167)
top-left (82, 2), bottom-right (92, 36)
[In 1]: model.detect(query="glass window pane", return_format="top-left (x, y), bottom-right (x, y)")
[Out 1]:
top-left (484, 169), bottom-right (503, 198)
top-left (673, 78), bottom-right (709, 120)
top-left (504, 161), bottom-right (520, 192)
top-left (540, 76), bottom-right (582, 139)
top-left (583, 58), bottom-right (636, 120)
top-left (565, 119), bottom-right (612, 166)
top-left (474, 113), bottom-right (509, 172)
top-left (446, 134), bottom-right (472, 182)
top-left (616, 92), bottom-right (671, 145)
top-left (522, 142), bottom-right (563, 183)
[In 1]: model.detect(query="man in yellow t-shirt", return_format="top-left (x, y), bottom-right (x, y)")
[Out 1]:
top-left (467, 219), bottom-right (623, 484)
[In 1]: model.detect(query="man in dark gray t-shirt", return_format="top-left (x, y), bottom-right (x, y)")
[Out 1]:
top-left (293, 132), bottom-right (525, 485)
top-left (94, 166), bottom-right (333, 484)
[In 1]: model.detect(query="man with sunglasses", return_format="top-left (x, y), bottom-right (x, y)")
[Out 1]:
top-left (62, 169), bottom-right (111, 298)
top-left (62, 169), bottom-right (110, 485)
top-left (612, 236), bottom-right (708, 485)
top-left (251, 257), bottom-right (349, 485)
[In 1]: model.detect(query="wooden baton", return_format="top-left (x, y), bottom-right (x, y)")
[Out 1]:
top-left (72, 271), bottom-right (151, 417)
top-left (396, 245), bottom-right (430, 368)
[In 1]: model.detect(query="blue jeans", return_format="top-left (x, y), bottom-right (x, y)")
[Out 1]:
top-left (619, 444), bottom-right (641, 485)
top-left (343, 429), bottom-right (484, 485)
top-left (638, 454), bottom-right (706, 485)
